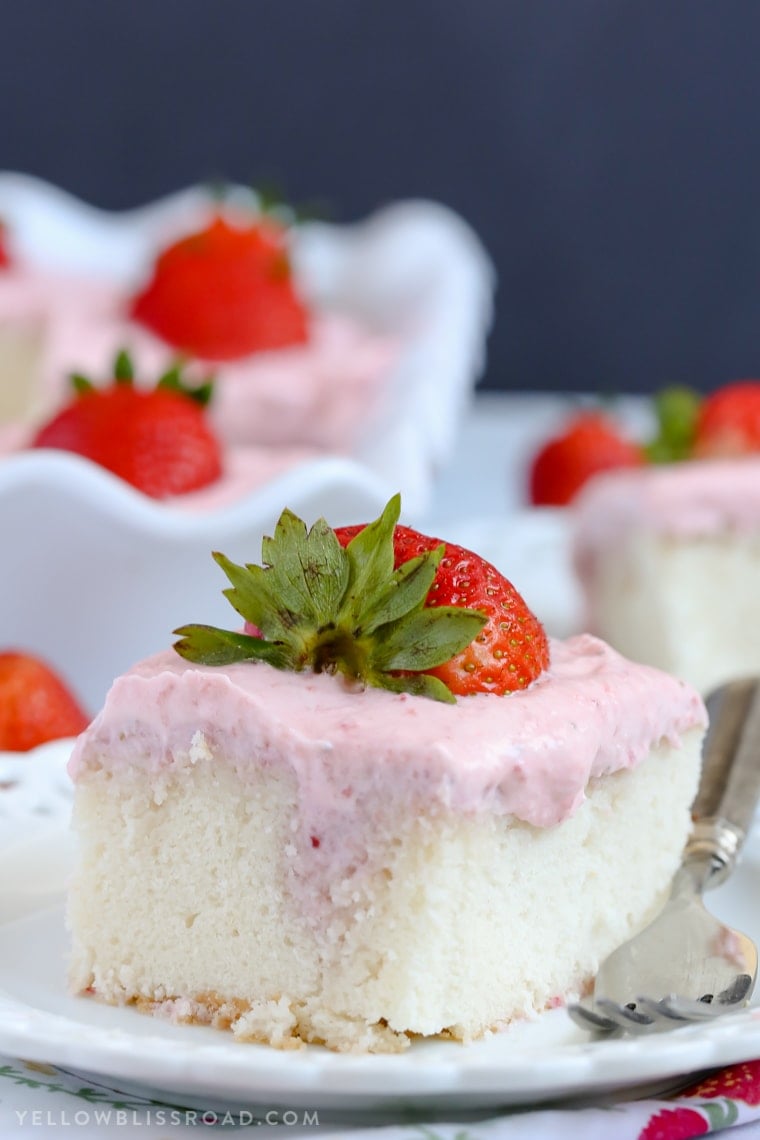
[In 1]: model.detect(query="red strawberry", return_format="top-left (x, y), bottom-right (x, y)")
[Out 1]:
top-left (0, 651), bottom-right (89, 752)
top-left (684, 1059), bottom-right (760, 1105)
top-left (693, 380), bottom-right (760, 457)
top-left (131, 214), bottom-right (309, 360)
top-left (174, 495), bottom-right (549, 703)
top-left (637, 1107), bottom-right (709, 1139)
top-left (0, 222), bottom-right (10, 268)
top-left (333, 523), bottom-right (549, 696)
top-left (31, 352), bottom-right (222, 499)
top-left (529, 412), bottom-right (644, 506)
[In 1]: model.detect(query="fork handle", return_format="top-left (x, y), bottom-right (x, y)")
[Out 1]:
top-left (685, 678), bottom-right (760, 885)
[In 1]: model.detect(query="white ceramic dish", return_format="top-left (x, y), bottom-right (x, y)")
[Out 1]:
top-left (0, 172), bottom-right (494, 515)
top-left (0, 174), bottom-right (493, 711)
top-left (1, 739), bottom-right (759, 1113)
top-left (0, 450), bottom-right (391, 710)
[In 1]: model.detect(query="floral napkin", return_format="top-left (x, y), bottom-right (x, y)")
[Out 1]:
top-left (3, 1055), bottom-right (760, 1138)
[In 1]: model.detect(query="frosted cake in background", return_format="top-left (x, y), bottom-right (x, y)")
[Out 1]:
top-left (573, 458), bottom-right (760, 693)
top-left (0, 177), bottom-right (494, 513)
top-left (0, 210), bottom-right (395, 452)
top-left (0, 221), bottom-right (112, 424)
top-left (67, 497), bottom-right (706, 1052)
top-left (526, 382), bottom-right (760, 692)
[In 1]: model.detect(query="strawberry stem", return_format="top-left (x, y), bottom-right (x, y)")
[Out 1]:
top-left (173, 496), bottom-right (487, 703)
top-left (114, 350), bottom-right (134, 384)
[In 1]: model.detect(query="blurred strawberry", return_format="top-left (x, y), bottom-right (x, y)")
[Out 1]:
top-left (0, 651), bottom-right (88, 751)
top-left (644, 386), bottom-right (701, 463)
top-left (131, 214), bottom-right (309, 360)
top-left (529, 412), bottom-right (644, 506)
top-left (0, 222), bottom-right (10, 268)
top-left (693, 380), bottom-right (760, 457)
top-left (32, 351), bottom-right (222, 499)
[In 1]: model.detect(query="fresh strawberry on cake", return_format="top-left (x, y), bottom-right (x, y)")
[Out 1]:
top-left (67, 495), bottom-right (706, 1052)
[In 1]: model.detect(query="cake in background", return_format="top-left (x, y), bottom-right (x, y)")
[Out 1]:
top-left (0, 204), bottom-right (395, 455)
top-left (566, 382), bottom-right (760, 692)
top-left (0, 178), bottom-right (494, 515)
top-left (0, 220), bottom-right (67, 424)
top-left (67, 496), bottom-right (706, 1052)
top-left (70, 208), bottom-right (396, 453)
top-left (573, 457), bottom-right (760, 694)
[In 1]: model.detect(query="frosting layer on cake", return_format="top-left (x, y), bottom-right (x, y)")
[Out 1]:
top-left (69, 634), bottom-right (705, 830)
top-left (573, 459), bottom-right (760, 693)
top-left (574, 458), bottom-right (760, 556)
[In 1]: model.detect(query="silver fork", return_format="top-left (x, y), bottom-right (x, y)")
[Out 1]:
top-left (569, 677), bottom-right (760, 1036)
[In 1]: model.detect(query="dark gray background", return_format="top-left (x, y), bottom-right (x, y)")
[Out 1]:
top-left (3, 0), bottom-right (760, 393)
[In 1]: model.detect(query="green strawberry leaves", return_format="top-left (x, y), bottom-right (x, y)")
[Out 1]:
top-left (645, 386), bottom-right (702, 463)
top-left (172, 626), bottom-right (290, 669)
top-left (68, 350), bottom-right (215, 406)
top-left (174, 495), bottom-right (487, 703)
top-left (114, 349), bottom-right (134, 384)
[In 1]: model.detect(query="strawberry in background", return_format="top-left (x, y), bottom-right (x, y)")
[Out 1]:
top-left (693, 380), bottom-right (760, 457)
top-left (528, 386), bottom-right (706, 506)
top-left (0, 651), bottom-right (88, 751)
top-left (0, 221), bottom-right (11, 268)
top-left (130, 214), bottom-right (309, 361)
top-left (32, 351), bottom-right (221, 499)
top-left (529, 412), bottom-right (644, 506)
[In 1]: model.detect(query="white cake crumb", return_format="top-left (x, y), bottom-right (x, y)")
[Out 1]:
top-left (67, 728), bottom-right (703, 1051)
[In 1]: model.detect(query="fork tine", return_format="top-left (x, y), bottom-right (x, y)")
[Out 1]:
top-left (634, 996), bottom-right (699, 1023)
top-left (653, 996), bottom-right (724, 1022)
top-left (595, 998), bottom-right (655, 1030)
top-left (718, 973), bottom-right (754, 1004)
top-left (635, 975), bottom-right (753, 1024)
top-left (566, 1003), bottom-right (619, 1033)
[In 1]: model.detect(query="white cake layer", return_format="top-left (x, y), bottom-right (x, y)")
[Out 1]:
top-left (0, 325), bottom-right (42, 423)
top-left (68, 726), bottom-right (703, 1053)
top-left (582, 531), bottom-right (760, 694)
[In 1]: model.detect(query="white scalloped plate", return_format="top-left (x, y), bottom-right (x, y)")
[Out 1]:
top-left (0, 450), bottom-right (392, 711)
top-left (1, 739), bottom-right (760, 1112)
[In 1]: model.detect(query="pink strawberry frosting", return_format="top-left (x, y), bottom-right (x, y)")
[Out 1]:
top-left (574, 458), bottom-right (760, 561)
top-left (1, 271), bottom-right (396, 451)
top-left (69, 634), bottom-right (706, 830)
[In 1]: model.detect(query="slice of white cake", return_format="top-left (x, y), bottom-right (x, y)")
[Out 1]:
top-left (67, 635), bottom-right (705, 1053)
top-left (573, 459), bottom-right (760, 693)
top-left (0, 267), bottom-right (117, 426)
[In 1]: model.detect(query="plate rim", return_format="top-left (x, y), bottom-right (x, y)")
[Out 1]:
top-left (2, 893), bottom-right (760, 1109)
